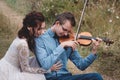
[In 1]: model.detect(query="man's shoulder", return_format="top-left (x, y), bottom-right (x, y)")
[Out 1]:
top-left (36, 30), bottom-right (50, 40)
top-left (41, 30), bottom-right (50, 38)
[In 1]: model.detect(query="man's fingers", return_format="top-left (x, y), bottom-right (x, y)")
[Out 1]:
top-left (74, 41), bottom-right (79, 45)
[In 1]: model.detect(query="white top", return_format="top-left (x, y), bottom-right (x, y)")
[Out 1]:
top-left (0, 37), bottom-right (46, 80)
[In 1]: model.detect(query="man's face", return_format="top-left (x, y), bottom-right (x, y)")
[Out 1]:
top-left (56, 20), bottom-right (73, 37)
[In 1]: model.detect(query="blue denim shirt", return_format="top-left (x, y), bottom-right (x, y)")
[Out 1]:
top-left (35, 28), bottom-right (97, 78)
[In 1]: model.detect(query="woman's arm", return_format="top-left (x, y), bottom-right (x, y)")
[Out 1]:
top-left (17, 43), bottom-right (47, 74)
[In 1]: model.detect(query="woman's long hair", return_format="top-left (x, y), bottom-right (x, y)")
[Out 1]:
top-left (18, 11), bottom-right (45, 52)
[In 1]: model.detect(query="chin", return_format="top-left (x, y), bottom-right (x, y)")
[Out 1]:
top-left (59, 35), bottom-right (63, 37)
top-left (58, 33), bottom-right (64, 37)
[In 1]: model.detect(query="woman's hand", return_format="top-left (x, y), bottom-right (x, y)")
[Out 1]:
top-left (50, 61), bottom-right (63, 71)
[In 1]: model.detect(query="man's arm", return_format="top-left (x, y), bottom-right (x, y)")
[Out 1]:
top-left (69, 49), bottom-right (97, 71)
top-left (69, 38), bottom-right (102, 70)
top-left (35, 37), bottom-right (65, 70)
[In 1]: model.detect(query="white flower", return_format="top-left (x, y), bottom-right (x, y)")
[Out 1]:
top-left (46, 9), bottom-right (49, 12)
top-left (51, 5), bottom-right (54, 8)
top-left (109, 19), bottom-right (112, 23)
top-left (105, 32), bottom-right (109, 35)
top-left (55, 13), bottom-right (58, 16)
top-left (116, 16), bottom-right (119, 19)
top-left (107, 9), bottom-right (111, 12)
top-left (112, 9), bottom-right (115, 13)
top-left (107, 8), bottom-right (115, 13)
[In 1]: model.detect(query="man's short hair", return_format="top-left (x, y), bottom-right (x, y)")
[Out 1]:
top-left (54, 12), bottom-right (76, 27)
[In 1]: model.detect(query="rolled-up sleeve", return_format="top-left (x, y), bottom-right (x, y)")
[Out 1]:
top-left (69, 50), bottom-right (97, 71)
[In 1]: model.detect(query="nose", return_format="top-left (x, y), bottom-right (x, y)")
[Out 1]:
top-left (38, 29), bottom-right (46, 35)
top-left (64, 32), bottom-right (68, 36)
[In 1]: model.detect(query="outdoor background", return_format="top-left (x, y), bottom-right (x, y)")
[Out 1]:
top-left (0, 0), bottom-right (120, 80)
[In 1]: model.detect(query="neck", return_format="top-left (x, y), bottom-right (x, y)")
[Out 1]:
top-left (51, 25), bottom-right (56, 33)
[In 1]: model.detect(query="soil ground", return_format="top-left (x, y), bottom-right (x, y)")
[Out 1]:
top-left (0, 0), bottom-right (115, 80)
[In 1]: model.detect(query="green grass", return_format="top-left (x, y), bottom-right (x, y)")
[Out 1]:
top-left (0, 13), bottom-right (15, 58)
top-left (2, 0), bottom-right (120, 79)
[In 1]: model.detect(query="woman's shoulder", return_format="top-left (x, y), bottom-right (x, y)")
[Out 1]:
top-left (16, 37), bottom-right (27, 43)
top-left (14, 37), bottom-right (28, 47)
top-left (14, 37), bottom-right (28, 50)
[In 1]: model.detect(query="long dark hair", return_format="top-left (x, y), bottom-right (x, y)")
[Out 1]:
top-left (18, 11), bottom-right (45, 52)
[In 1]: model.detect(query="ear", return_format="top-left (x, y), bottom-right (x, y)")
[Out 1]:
top-left (55, 21), bottom-right (60, 25)
top-left (27, 27), bottom-right (32, 31)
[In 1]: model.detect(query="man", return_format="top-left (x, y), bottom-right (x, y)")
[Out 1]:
top-left (35, 12), bottom-right (103, 80)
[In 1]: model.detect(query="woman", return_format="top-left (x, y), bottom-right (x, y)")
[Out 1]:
top-left (0, 11), bottom-right (62, 80)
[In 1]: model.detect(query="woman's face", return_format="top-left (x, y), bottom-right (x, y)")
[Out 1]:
top-left (34, 22), bottom-right (46, 37)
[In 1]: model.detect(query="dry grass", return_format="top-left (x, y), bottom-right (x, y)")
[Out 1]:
top-left (0, 13), bottom-right (13, 58)
top-left (0, 0), bottom-right (23, 58)
top-left (1, 0), bottom-right (120, 79)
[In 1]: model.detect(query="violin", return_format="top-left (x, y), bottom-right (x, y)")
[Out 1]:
top-left (59, 32), bottom-right (114, 46)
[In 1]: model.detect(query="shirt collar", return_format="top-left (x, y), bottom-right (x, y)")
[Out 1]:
top-left (47, 28), bottom-right (59, 39)
top-left (47, 28), bottom-right (56, 38)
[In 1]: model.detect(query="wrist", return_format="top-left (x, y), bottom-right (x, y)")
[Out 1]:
top-left (47, 69), bottom-right (51, 73)
top-left (60, 43), bottom-right (65, 48)
top-left (91, 49), bottom-right (97, 54)
top-left (90, 49), bottom-right (97, 55)
top-left (91, 51), bottom-right (97, 55)
top-left (90, 46), bottom-right (98, 54)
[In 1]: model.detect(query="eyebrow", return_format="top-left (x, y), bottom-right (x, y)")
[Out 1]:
top-left (62, 26), bottom-right (68, 31)
top-left (62, 26), bottom-right (71, 33)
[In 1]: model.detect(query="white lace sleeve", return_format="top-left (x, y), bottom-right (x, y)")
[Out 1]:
top-left (17, 43), bottom-right (48, 74)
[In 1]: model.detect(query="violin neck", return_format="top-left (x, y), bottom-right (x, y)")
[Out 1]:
top-left (78, 35), bottom-right (113, 46)
top-left (79, 35), bottom-right (107, 42)
top-left (79, 35), bottom-right (95, 40)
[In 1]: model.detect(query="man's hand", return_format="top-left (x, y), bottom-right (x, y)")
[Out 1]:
top-left (60, 41), bottom-right (79, 50)
top-left (91, 38), bottom-right (102, 54)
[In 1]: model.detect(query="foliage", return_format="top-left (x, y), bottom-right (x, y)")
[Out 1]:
top-left (2, 0), bottom-right (120, 79)
top-left (5, 0), bottom-right (32, 15)
top-left (0, 13), bottom-right (14, 58)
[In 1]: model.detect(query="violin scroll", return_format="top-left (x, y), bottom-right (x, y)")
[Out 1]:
top-left (102, 37), bottom-right (114, 46)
